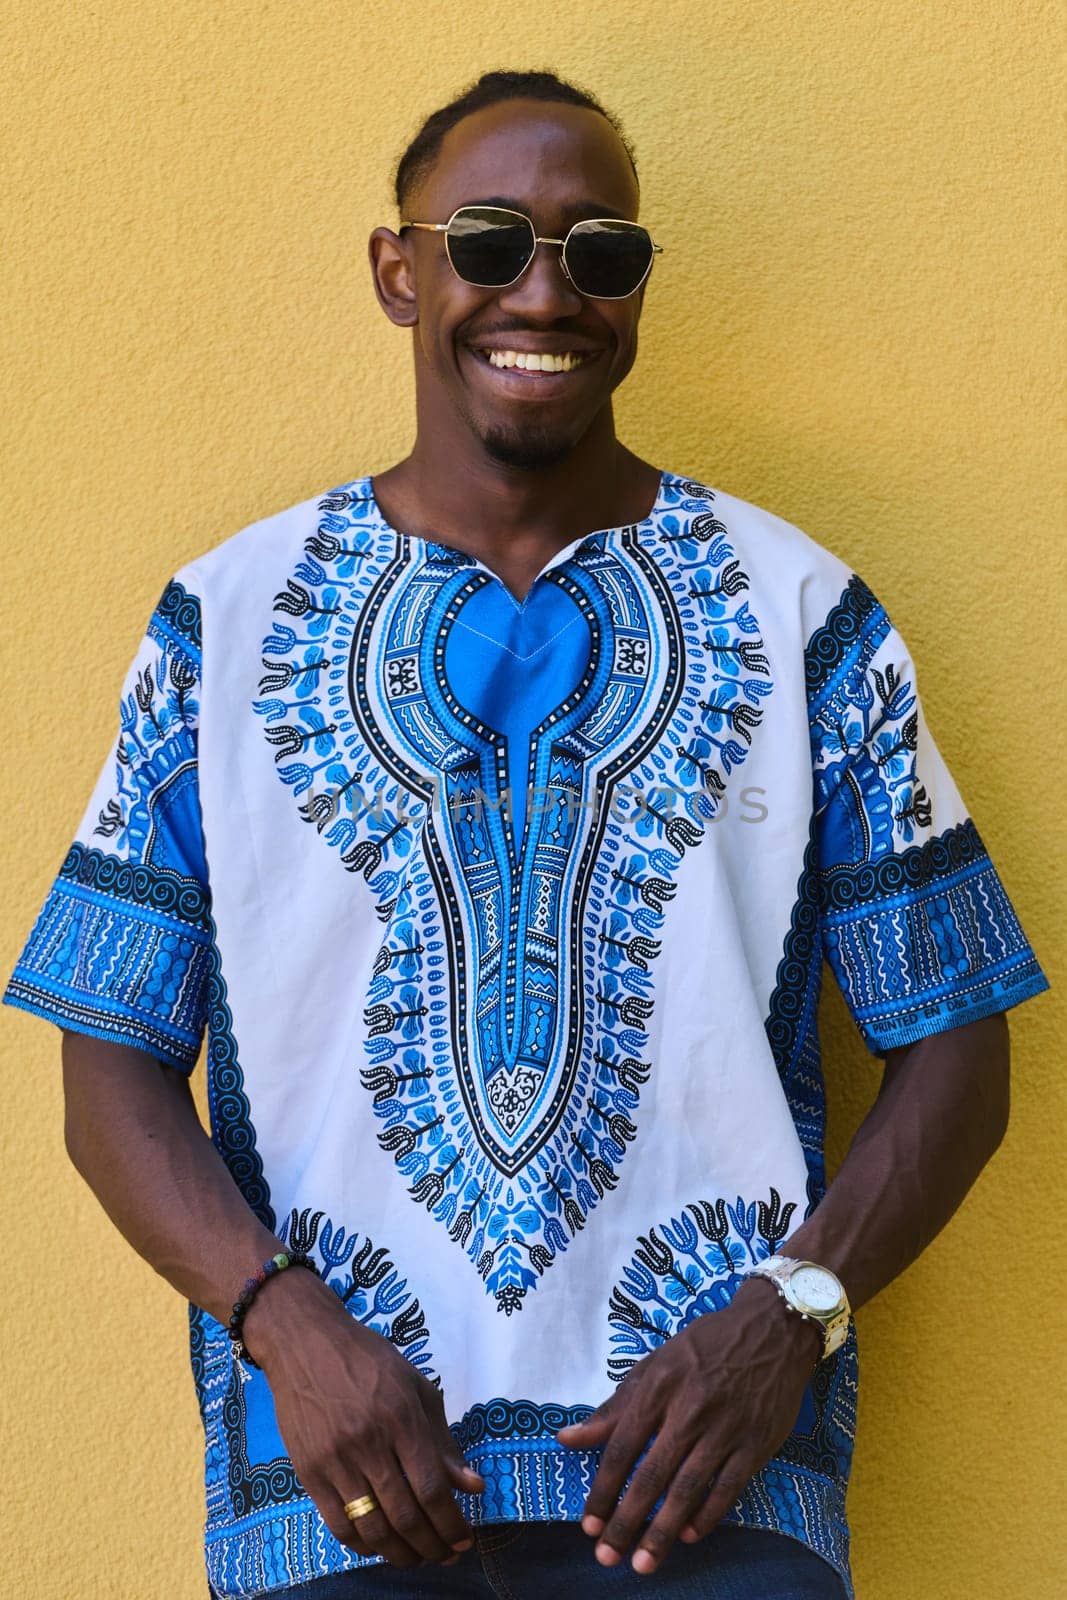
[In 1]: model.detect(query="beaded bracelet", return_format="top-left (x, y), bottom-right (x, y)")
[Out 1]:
top-left (227, 1250), bottom-right (318, 1370)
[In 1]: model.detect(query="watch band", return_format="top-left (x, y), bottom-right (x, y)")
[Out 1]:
top-left (746, 1255), bottom-right (851, 1361)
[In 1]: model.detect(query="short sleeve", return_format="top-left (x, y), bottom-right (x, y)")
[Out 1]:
top-left (3, 577), bottom-right (211, 1071)
top-left (807, 575), bottom-right (1049, 1054)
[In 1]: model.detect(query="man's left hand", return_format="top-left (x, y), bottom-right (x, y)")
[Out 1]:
top-left (556, 1277), bottom-right (823, 1575)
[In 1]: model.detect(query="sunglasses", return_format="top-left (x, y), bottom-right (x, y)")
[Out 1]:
top-left (399, 205), bottom-right (663, 300)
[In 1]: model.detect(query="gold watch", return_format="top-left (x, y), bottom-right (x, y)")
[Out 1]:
top-left (746, 1255), bottom-right (851, 1360)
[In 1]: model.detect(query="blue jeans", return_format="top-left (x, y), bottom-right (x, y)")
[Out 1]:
top-left (269, 1523), bottom-right (849, 1598)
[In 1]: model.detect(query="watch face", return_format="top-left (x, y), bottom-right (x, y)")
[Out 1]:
top-left (790, 1265), bottom-right (841, 1313)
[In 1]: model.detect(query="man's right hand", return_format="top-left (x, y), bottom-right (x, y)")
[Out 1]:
top-left (242, 1266), bottom-right (484, 1568)
top-left (59, 1037), bottom-right (482, 1569)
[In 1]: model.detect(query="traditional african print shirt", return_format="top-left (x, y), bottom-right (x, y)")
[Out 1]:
top-left (4, 470), bottom-right (1047, 1599)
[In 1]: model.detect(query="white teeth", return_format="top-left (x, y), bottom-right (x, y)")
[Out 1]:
top-left (482, 349), bottom-right (587, 372)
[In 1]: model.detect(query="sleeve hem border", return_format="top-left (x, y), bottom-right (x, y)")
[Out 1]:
top-left (861, 970), bottom-right (1050, 1056)
top-left (2, 988), bottom-right (201, 1075)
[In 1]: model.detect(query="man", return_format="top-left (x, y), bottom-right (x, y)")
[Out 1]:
top-left (4, 69), bottom-right (1048, 1600)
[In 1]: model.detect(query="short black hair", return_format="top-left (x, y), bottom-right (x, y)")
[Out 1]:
top-left (393, 69), bottom-right (637, 213)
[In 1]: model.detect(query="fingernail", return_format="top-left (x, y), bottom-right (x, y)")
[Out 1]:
top-left (595, 1542), bottom-right (621, 1567)
top-left (633, 1549), bottom-right (656, 1575)
top-left (452, 1539), bottom-right (473, 1552)
top-left (582, 1515), bottom-right (604, 1536)
top-left (680, 1526), bottom-right (698, 1542)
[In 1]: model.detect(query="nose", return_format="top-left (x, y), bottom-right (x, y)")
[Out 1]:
top-left (496, 238), bottom-right (583, 320)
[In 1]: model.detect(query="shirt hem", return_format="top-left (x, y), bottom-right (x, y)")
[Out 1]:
top-left (202, 1454), bottom-right (852, 1599)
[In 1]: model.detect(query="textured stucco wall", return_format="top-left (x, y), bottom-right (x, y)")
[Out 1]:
top-left (1, 3), bottom-right (1062, 1596)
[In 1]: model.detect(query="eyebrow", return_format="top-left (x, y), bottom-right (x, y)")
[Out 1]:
top-left (462, 195), bottom-right (632, 225)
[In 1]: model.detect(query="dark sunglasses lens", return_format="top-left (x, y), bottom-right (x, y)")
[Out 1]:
top-left (446, 207), bottom-right (536, 286)
top-left (564, 219), bottom-right (654, 297)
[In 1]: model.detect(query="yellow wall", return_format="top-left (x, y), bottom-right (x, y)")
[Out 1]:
top-left (1, 3), bottom-right (1063, 1595)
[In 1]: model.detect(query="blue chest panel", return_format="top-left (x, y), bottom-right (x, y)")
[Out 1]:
top-left (443, 579), bottom-right (592, 848)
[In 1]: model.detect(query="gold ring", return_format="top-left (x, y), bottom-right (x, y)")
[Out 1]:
top-left (343, 1494), bottom-right (379, 1522)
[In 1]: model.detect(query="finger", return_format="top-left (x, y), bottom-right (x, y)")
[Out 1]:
top-left (593, 1434), bottom-right (690, 1567)
top-left (397, 1434), bottom-right (476, 1554)
top-left (372, 1454), bottom-right (457, 1565)
top-left (336, 1470), bottom-right (422, 1568)
top-left (629, 1439), bottom-right (723, 1574)
top-left (304, 1473), bottom-right (374, 1558)
top-left (421, 1384), bottom-right (485, 1497)
top-left (560, 1396), bottom-right (628, 1533)
top-left (556, 1396), bottom-right (620, 1452)
top-left (677, 1450), bottom-right (753, 1543)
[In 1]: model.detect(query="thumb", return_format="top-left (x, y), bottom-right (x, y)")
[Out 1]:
top-left (446, 1456), bottom-right (486, 1493)
top-left (440, 1431), bottom-right (485, 1493)
top-left (423, 1385), bottom-right (485, 1492)
top-left (557, 1398), bottom-right (620, 1449)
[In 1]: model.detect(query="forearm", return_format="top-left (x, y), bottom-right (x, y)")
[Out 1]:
top-left (760, 1012), bottom-right (1011, 1313)
top-left (61, 1030), bottom-right (307, 1330)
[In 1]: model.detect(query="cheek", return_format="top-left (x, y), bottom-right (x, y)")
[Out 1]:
top-left (413, 321), bottom-right (462, 385)
top-left (417, 318), bottom-right (479, 379)
top-left (413, 276), bottom-right (494, 369)
top-left (608, 315), bottom-right (640, 376)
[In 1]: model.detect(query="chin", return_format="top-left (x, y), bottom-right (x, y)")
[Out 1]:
top-left (481, 424), bottom-right (578, 473)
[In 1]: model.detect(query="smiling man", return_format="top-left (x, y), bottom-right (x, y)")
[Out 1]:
top-left (4, 70), bottom-right (1048, 1600)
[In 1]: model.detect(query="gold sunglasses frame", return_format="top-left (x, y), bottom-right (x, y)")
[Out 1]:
top-left (399, 204), bottom-right (663, 300)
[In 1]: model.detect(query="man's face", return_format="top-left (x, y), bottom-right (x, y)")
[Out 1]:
top-left (383, 100), bottom-right (647, 472)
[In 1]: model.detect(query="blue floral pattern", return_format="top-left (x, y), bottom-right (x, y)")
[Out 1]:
top-left (608, 1190), bottom-right (794, 1380)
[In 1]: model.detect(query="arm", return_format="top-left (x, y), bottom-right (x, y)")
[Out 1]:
top-left (766, 1010), bottom-right (1010, 1308)
top-left (557, 1012), bottom-right (1010, 1574)
top-left (61, 1031), bottom-right (483, 1568)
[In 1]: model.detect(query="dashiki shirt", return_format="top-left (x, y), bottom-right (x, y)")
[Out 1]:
top-left (4, 470), bottom-right (1048, 1600)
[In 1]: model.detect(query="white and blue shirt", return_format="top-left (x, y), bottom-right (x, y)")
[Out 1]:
top-left (4, 471), bottom-right (1048, 1599)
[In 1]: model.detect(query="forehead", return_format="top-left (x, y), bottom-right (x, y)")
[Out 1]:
top-left (412, 99), bottom-right (640, 224)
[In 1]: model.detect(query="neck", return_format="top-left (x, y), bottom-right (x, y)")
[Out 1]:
top-left (373, 407), bottom-right (661, 565)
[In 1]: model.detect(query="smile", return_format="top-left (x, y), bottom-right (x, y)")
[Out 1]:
top-left (475, 348), bottom-right (593, 373)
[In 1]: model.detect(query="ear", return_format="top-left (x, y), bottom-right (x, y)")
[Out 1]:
top-left (368, 227), bottom-right (419, 328)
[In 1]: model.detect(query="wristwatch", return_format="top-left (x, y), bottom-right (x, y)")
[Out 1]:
top-left (745, 1255), bottom-right (851, 1360)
